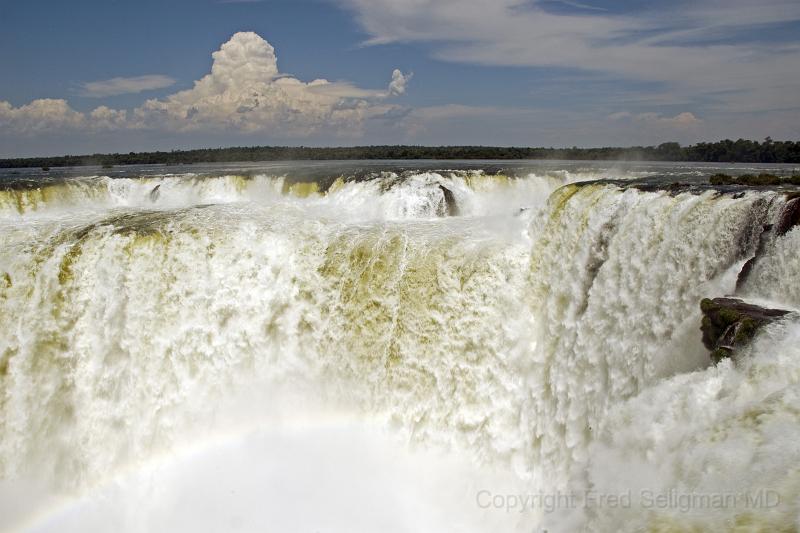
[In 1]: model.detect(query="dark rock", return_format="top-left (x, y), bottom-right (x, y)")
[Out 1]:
top-left (700, 297), bottom-right (790, 363)
top-left (776, 196), bottom-right (800, 236)
top-left (149, 184), bottom-right (161, 202)
top-left (736, 196), bottom-right (800, 290)
top-left (709, 173), bottom-right (800, 186)
top-left (438, 185), bottom-right (459, 217)
top-left (571, 175), bottom-right (800, 197)
top-left (736, 224), bottom-right (773, 291)
top-left (733, 196), bottom-right (770, 262)
top-left (666, 182), bottom-right (688, 192)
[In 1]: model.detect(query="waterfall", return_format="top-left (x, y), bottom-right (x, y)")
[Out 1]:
top-left (1, 166), bottom-right (798, 531)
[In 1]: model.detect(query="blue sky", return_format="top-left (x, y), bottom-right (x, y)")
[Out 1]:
top-left (1, 0), bottom-right (799, 157)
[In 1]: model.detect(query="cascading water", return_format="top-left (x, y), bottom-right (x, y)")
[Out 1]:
top-left (1, 162), bottom-right (798, 532)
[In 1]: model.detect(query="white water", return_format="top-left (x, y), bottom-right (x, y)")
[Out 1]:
top-left (1, 166), bottom-right (799, 531)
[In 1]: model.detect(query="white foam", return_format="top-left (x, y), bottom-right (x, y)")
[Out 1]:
top-left (0, 170), bottom-right (798, 531)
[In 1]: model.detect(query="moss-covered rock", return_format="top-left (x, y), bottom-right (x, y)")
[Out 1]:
top-left (700, 297), bottom-right (790, 363)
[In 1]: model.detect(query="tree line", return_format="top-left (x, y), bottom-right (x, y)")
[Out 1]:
top-left (2, 138), bottom-right (799, 169)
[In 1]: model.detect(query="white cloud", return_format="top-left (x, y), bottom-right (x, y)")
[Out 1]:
top-left (0, 32), bottom-right (410, 139)
top-left (409, 104), bottom-right (503, 121)
top-left (601, 111), bottom-right (705, 145)
top-left (130, 32), bottom-right (408, 135)
top-left (0, 99), bottom-right (130, 135)
top-left (338, 0), bottom-right (800, 113)
top-left (646, 112), bottom-right (702, 127)
top-left (388, 69), bottom-right (411, 96)
top-left (1, 18), bottom-right (795, 152)
top-left (89, 106), bottom-right (129, 130)
top-left (401, 104), bottom-right (489, 135)
top-left (0, 99), bottom-right (85, 134)
top-left (135, 32), bottom-right (409, 135)
top-left (550, 0), bottom-right (607, 12)
top-left (609, 111), bottom-right (702, 127)
top-left (307, 69), bottom-right (410, 99)
top-left (80, 75), bottom-right (177, 97)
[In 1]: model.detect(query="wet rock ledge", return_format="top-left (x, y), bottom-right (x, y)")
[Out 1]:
top-left (700, 297), bottom-right (790, 363)
top-left (575, 172), bottom-right (800, 196)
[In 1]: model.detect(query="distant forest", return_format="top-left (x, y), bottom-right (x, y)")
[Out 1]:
top-left (2, 138), bottom-right (799, 168)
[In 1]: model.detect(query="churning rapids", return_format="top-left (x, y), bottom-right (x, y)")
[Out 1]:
top-left (1, 160), bottom-right (799, 532)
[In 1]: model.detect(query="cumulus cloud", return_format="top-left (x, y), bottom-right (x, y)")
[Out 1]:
top-left (89, 106), bottom-right (129, 129)
top-left (131, 32), bottom-right (409, 135)
top-left (388, 69), bottom-right (410, 96)
top-left (0, 32), bottom-right (410, 138)
top-left (80, 75), bottom-right (176, 97)
top-left (0, 99), bottom-right (85, 134)
top-left (0, 99), bottom-right (130, 134)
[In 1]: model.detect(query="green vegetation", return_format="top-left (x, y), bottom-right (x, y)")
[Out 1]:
top-left (2, 138), bottom-right (800, 169)
top-left (700, 297), bottom-right (790, 364)
top-left (709, 173), bottom-right (800, 186)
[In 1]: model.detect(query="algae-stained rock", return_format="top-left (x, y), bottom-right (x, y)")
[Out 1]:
top-left (700, 297), bottom-right (790, 363)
